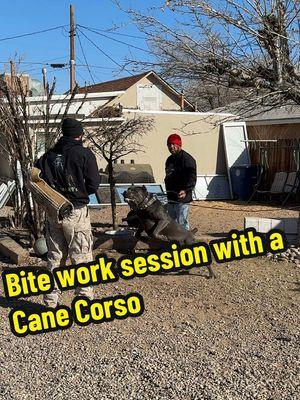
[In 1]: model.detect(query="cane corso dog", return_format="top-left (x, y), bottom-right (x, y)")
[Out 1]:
top-left (123, 185), bottom-right (215, 278)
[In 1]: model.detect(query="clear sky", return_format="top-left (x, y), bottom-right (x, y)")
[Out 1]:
top-left (0, 0), bottom-right (168, 93)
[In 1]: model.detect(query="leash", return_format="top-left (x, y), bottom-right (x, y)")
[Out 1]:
top-left (162, 190), bottom-right (300, 213)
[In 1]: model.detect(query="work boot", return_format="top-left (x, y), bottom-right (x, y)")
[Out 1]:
top-left (43, 289), bottom-right (61, 308)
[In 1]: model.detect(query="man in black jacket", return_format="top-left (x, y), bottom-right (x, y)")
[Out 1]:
top-left (165, 133), bottom-right (197, 230)
top-left (35, 118), bottom-right (100, 307)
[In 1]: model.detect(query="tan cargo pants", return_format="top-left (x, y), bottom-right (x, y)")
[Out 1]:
top-left (44, 206), bottom-right (94, 307)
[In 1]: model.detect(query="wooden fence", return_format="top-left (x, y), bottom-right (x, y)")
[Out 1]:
top-left (249, 139), bottom-right (300, 185)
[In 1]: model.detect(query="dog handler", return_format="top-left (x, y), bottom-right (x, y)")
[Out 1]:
top-left (165, 133), bottom-right (197, 230)
top-left (35, 118), bottom-right (100, 307)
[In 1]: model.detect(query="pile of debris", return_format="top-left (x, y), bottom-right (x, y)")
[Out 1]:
top-left (267, 245), bottom-right (300, 265)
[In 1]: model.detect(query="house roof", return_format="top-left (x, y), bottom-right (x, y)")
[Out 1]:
top-left (245, 103), bottom-right (300, 124)
top-left (77, 70), bottom-right (195, 110)
top-left (77, 71), bottom-right (150, 93)
top-left (211, 99), bottom-right (300, 125)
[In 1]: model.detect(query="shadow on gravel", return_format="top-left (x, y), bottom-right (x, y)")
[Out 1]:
top-left (0, 295), bottom-right (48, 312)
top-left (208, 232), bottom-right (227, 238)
top-left (92, 222), bottom-right (113, 229)
top-left (154, 269), bottom-right (212, 279)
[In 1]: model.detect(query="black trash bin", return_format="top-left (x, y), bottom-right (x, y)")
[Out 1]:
top-left (230, 165), bottom-right (261, 200)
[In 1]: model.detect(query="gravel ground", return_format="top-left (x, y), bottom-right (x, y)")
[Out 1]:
top-left (0, 201), bottom-right (299, 400)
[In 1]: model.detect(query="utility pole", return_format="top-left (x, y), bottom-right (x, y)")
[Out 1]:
top-left (69, 4), bottom-right (76, 93)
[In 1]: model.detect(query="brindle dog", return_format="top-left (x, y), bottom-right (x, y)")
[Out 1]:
top-left (123, 185), bottom-right (215, 278)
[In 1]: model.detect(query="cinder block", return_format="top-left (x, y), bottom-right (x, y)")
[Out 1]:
top-left (0, 236), bottom-right (30, 264)
top-left (244, 217), bottom-right (298, 244)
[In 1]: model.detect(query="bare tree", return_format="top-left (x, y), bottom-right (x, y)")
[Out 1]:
top-left (118, 0), bottom-right (300, 110)
top-left (0, 71), bottom-right (86, 243)
top-left (86, 106), bottom-right (153, 229)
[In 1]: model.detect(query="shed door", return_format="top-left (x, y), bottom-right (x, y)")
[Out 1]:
top-left (222, 121), bottom-right (251, 198)
top-left (222, 121), bottom-right (250, 168)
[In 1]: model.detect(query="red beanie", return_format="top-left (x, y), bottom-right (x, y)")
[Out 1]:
top-left (167, 133), bottom-right (182, 146)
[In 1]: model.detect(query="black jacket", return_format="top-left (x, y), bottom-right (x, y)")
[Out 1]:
top-left (35, 137), bottom-right (100, 207)
top-left (165, 149), bottom-right (197, 203)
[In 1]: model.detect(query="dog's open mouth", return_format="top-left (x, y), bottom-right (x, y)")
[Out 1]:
top-left (123, 193), bottom-right (134, 205)
top-left (123, 193), bottom-right (130, 203)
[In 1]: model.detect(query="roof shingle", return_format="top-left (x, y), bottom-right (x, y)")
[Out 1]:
top-left (77, 71), bottom-right (150, 93)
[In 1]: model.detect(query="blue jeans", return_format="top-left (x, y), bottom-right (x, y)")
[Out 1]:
top-left (167, 202), bottom-right (190, 230)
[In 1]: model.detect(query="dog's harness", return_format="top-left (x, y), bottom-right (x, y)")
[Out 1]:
top-left (138, 195), bottom-right (157, 210)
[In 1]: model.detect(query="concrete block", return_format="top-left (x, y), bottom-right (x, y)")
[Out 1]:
top-left (0, 236), bottom-right (30, 264)
top-left (244, 217), bottom-right (298, 244)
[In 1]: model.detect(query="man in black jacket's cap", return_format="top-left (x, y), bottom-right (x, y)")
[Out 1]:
top-left (35, 118), bottom-right (100, 307)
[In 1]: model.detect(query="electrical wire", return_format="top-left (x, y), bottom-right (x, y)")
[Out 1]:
top-left (76, 55), bottom-right (102, 83)
top-left (76, 27), bottom-right (133, 75)
top-left (78, 24), bottom-right (149, 53)
top-left (0, 56), bottom-right (68, 69)
top-left (77, 24), bottom-right (146, 40)
top-left (76, 68), bottom-right (88, 85)
top-left (77, 30), bottom-right (96, 84)
top-left (0, 25), bottom-right (68, 42)
top-left (76, 64), bottom-right (117, 70)
top-left (0, 60), bottom-right (116, 71)
top-left (164, 191), bottom-right (300, 212)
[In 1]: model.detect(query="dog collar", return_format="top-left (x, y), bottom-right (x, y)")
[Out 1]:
top-left (139, 195), bottom-right (156, 210)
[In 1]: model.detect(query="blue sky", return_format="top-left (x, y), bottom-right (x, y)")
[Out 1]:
top-left (0, 0), bottom-right (170, 93)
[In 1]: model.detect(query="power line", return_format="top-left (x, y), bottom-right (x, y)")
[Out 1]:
top-left (77, 30), bottom-right (96, 84)
top-left (0, 25), bottom-right (68, 42)
top-left (76, 24), bottom-right (146, 40)
top-left (78, 24), bottom-right (149, 53)
top-left (76, 55), bottom-right (102, 83)
top-left (0, 56), bottom-right (68, 66)
top-left (76, 66), bottom-right (113, 75)
top-left (0, 59), bottom-right (116, 71)
top-left (25, 67), bottom-right (69, 78)
top-left (76, 27), bottom-right (133, 75)
top-left (76, 64), bottom-right (117, 70)
top-left (76, 69), bottom-right (89, 85)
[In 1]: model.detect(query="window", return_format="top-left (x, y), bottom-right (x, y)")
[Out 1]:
top-left (137, 84), bottom-right (162, 111)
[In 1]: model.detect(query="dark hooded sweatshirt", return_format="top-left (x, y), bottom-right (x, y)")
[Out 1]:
top-left (165, 149), bottom-right (197, 203)
top-left (35, 137), bottom-right (100, 207)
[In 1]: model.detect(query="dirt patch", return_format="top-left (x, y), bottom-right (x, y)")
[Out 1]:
top-left (90, 200), bottom-right (299, 239)
top-left (0, 201), bottom-right (299, 399)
